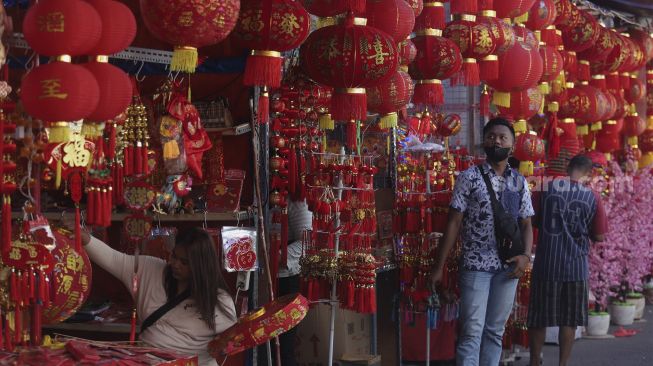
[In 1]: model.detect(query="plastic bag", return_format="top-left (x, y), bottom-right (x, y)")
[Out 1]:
top-left (221, 226), bottom-right (257, 272)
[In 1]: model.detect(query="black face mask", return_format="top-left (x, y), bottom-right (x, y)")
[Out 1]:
top-left (484, 146), bottom-right (511, 162)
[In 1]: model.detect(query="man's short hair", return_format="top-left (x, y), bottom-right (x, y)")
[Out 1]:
top-left (567, 154), bottom-right (593, 173)
top-left (483, 117), bottom-right (515, 139)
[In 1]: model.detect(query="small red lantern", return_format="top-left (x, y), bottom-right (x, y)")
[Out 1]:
top-left (595, 131), bottom-right (621, 154)
top-left (601, 118), bottom-right (623, 135)
top-left (22, 61), bottom-right (101, 122)
top-left (409, 32), bottom-right (462, 106)
top-left (438, 114), bottom-right (462, 137)
top-left (625, 78), bottom-right (645, 104)
top-left (612, 92), bottom-right (629, 120)
top-left (300, 16), bottom-right (398, 121)
top-left (560, 84), bottom-right (604, 130)
top-left (405, 0), bottom-right (424, 17)
top-left (86, 0), bottom-right (137, 56)
top-left (140, 0), bottom-right (240, 72)
top-left (560, 10), bottom-right (600, 53)
top-left (513, 131), bottom-right (545, 176)
top-left (367, 70), bottom-right (413, 129)
top-left (82, 62), bottom-right (133, 122)
top-left (444, 15), bottom-right (497, 85)
top-left (414, 1), bottom-right (445, 31)
top-left (525, 0), bottom-right (557, 31)
top-left (367, 0), bottom-right (415, 43)
top-left (639, 127), bottom-right (653, 153)
top-left (624, 114), bottom-right (646, 137)
top-left (539, 44), bottom-right (563, 83)
top-left (497, 87), bottom-right (544, 133)
top-left (23, 0), bottom-right (102, 56)
top-left (495, 0), bottom-right (537, 19)
top-left (578, 26), bottom-right (615, 65)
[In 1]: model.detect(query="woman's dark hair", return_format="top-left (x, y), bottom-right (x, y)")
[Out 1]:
top-left (164, 227), bottom-right (233, 330)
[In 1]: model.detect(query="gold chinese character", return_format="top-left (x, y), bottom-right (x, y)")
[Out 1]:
top-left (278, 13), bottom-right (300, 36)
top-left (367, 38), bottom-right (390, 65)
top-left (9, 247), bottom-right (21, 261)
top-left (58, 275), bottom-right (73, 294)
top-left (66, 254), bottom-right (83, 272)
top-left (177, 11), bottom-right (194, 27)
top-left (62, 133), bottom-right (91, 168)
top-left (37, 12), bottom-right (64, 32)
top-left (38, 79), bottom-right (68, 100)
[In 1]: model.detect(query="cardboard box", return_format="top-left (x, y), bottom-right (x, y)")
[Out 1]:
top-left (295, 304), bottom-right (371, 366)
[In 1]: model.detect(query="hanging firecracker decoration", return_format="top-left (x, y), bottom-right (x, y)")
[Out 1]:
top-left (367, 70), bottom-right (414, 129)
top-left (139, 0), bottom-right (240, 73)
top-left (443, 14), bottom-right (496, 86)
top-left (234, 0), bottom-right (311, 124)
top-left (121, 98), bottom-right (151, 177)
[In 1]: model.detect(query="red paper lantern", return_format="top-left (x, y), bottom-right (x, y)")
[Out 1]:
top-left (553, 0), bottom-right (573, 26)
top-left (592, 32), bottom-right (630, 74)
top-left (486, 39), bottom-right (543, 99)
top-left (438, 114), bottom-right (462, 137)
top-left (443, 15), bottom-right (497, 85)
top-left (23, 0), bottom-right (102, 56)
top-left (639, 128), bottom-right (653, 152)
top-left (302, 0), bottom-right (364, 16)
top-left (478, 12), bottom-right (516, 54)
top-left (497, 87), bottom-right (544, 122)
top-left (409, 32), bottom-right (462, 106)
top-left (612, 92), bottom-right (629, 120)
top-left (367, 70), bottom-right (413, 128)
top-left (82, 62), bottom-right (133, 121)
top-left (560, 84), bottom-right (604, 126)
top-left (525, 0), bottom-right (556, 31)
top-left (539, 44), bottom-right (563, 82)
top-left (625, 78), bottom-right (646, 104)
top-left (624, 114), bottom-right (646, 137)
top-left (577, 27), bottom-right (615, 65)
top-left (367, 0), bottom-right (415, 43)
top-left (560, 10), bottom-right (600, 53)
top-left (86, 0), bottom-right (136, 56)
top-left (414, 1), bottom-right (445, 31)
top-left (139, 0), bottom-right (240, 72)
top-left (595, 131), bottom-right (620, 153)
top-left (513, 131), bottom-right (545, 163)
top-left (405, 0), bottom-right (424, 17)
top-left (22, 61), bottom-right (100, 122)
top-left (495, 0), bottom-right (537, 19)
top-left (602, 118), bottom-right (623, 135)
top-left (300, 17), bottom-right (398, 121)
top-left (630, 29), bottom-right (653, 64)
top-left (398, 39), bottom-right (417, 66)
top-left (513, 25), bottom-right (540, 51)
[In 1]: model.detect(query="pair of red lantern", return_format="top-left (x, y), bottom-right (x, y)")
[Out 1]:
top-left (21, 0), bottom-right (136, 125)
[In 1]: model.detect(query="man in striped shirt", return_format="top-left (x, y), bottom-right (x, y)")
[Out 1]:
top-left (527, 155), bottom-right (607, 366)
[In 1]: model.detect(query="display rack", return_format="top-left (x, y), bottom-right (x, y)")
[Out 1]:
top-left (206, 123), bottom-right (252, 136)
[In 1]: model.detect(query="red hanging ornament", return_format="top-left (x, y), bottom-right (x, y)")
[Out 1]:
top-left (367, 70), bottom-right (413, 129)
top-left (414, 1), bottom-right (445, 32)
top-left (444, 14), bottom-right (497, 86)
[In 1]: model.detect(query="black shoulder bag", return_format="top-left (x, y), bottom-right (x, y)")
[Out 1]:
top-left (139, 289), bottom-right (191, 334)
top-left (478, 166), bottom-right (525, 263)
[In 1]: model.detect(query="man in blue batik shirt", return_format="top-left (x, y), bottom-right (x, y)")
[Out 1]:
top-left (429, 118), bottom-right (534, 366)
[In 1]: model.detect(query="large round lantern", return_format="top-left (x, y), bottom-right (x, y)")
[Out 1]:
top-left (443, 15), bottom-right (497, 86)
top-left (477, 11), bottom-right (516, 81)
top-left (300, 16), bottom-right (398, 121)
top-left (561, 10), bottom-right (600, 53)
top-left (235, 0), bottom-right (310, 123)
top-left (553, 0), bottom-right (573, 26)
top-left (577, 27), bottom-right (615, 66)
top-left (22, 60), bottom-right (101, 122)
top-left (539, 44), bottom-right (563, 83)
top-left (513, 131), bottom-right (546, 176)
top-left (82, 62), bottom-right (132, 121)
top-left (525, 0), bottom-right (556, 31)
top-left (560, 84), bottom-right (603, 134)
top-left (302, 0), bottom-right (364, 17)
top-left (367, 70), bottom-right (413, 129)
top-left (497, 87), bottom-right (544, 134)
top-left (414, 1), bottom-right (445, 31)
top-left (139, 0), bottom-right (240, 73)
top-left (86, 0), bottom-right (137, 56)
top-left (495, 0), bottom-right (537, 19)
top-left (409, 32), bottom-right (462, 106)
top-left (367, 0), bottom-right (415, 43)
top-left (594, 32), bottom-right (630, 74)
top-left (629, 29), bottom-right (653, 64)
top-left (23, 0), bottom-right (102, 56)
top-left (486, 39), bottom-right (543, 107)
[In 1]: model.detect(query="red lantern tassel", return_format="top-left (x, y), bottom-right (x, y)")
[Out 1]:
top-left (546, 110), bottom-right (561, 159)
top-left (0, 309), bottom-right (3, 351)
top-left (124, 144), bottom-right (133, 176)
top-left (413, 81), bottom-right (444, 106)
top-left (87, 186), bottom-right (96, 226)
top-left (134, 142), bottom-right (143, 175)
top-left (31, 303), bottom-right (41, 346)
top-left (244, 52), bottom-right (283, 88)
top-left (480, 86), bottom-right (490, 117)
top-left (14, 306), bottom-right (21, 345)
top-left (142, 144), bottom-right (149, 175)
top-left (106, 123), bottom-right (116, 161)
top-left (450, 0), bottom-right (478, 15)
top-left (331, 89), bottom-right (367, 121)
top-left (480, 56), bottom-right (499, 82)
top-left (130, 309), bottom-right (137, 343)
top-left (299, 153), bottom-right (306, 200)
top-left (75, 205), bottom-right (82, 253)
top-left (606, 72), bottom-right (620, 90)
top-left (257, 90), bottom-right (270, 125)
top-left (452, 59), bottom-right (480, 86)
top-left (577, 60), bottom-right (590, 82)
top-left (346, 120), bottom-right (359, 152)
top-left (9, 270), bottom-right (17, 303)
top-left (29, 270), bottom-right (35, 301)
top-left (105, 187), bottom-right (113, 227)
top-left (97, 187), bottom-right (106, 227)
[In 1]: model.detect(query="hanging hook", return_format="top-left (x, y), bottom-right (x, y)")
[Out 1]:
top-left (135, 61), bottom-right (146, 82)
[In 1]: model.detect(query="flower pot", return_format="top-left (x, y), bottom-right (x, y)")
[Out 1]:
top-left (587, 312), bottom-right (610, 336)
top-left (626, 294), bottom-right (646, 319)
top-left (609, 302), bottom-right (636, 325)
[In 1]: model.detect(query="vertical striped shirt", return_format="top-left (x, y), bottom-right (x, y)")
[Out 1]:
top-left (532, 179), bottom-right (607, 281)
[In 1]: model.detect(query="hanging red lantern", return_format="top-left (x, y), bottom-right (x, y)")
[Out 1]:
top-left (409, 31), bottom-right (463, 106)
top-left (612, 91), bottom-right (629, 120)
top-left (602, 118), bottom-right (623, 135)
top-left (553, 0), bottom-right (573, 26)
top-left (560, 10), bottom-right (600, 53)
top-left (630, 29), bottom-right (653, 64)
top-left (414, 1), bottom-right (445, 31)
top-left (513, 131), bottom-right (545, 176)
top-left (367, 0), bottom-right (415, 43)
top-left (235, 0), bottom-right (311, 123)
top-left (302, 0), bottom-right (364, 16)
top-left (139, 0), bottom-right (240, 73)
top-left (300, 16), bottom-right (398, 121)
top-left (560, 84), bottom-right (605, 127)
top-left (477, 11), bottom-right (516, 81)
top-left (82, 62), bottom-right (133, 122)
top-left (577, 27), bottom-right (615, 68)
top-left (595, 131), bottom-right (620, 154)
top-left (86, 0), bottom-right (137, 56)
top-left (539, 44), bottom-right (563, 82)
top-left (443, 15), bottom-right (497, 85)
top-left (367, 70), bottom-right (413, 129)
top-left (438, 113), bottom-right (462, 137)
top-left (23, 0), bottom-right (102, 56)
top-left (525, 0), bottom-right (556, 31)
top-left (495, 0), bottom-right (537, 19)
top-left (405, 0), bottom-right (424, 17)
top-left (497, 87), bottom-right (544, 134)
top-left (625, 78), bottom-right (646, 104)
top-left (21, 60), bottom-right (101, 122)
top-left (593, 32), bottom-right (630, 74)
top-left (398, 39), bottom-right (417, 66)
top-left (624, 114), bottom-right (646, 137)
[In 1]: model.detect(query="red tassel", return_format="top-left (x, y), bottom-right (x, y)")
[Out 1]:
top-left (0, 309), bottom-right (3, 351)
top-left (331, 89), bottom-right (367, 121)
top-left (29, 270), bottom-right (35, 301)
top-left (346, 120), bottom-right (359, 151)
top-left (244, 54), bottom-right (283, 88)
top-left (450, 0), bottom-right (478, 14)
top-left (288, 146), bottom-right (297, 195)
top-left (31, 302), bottom-right (41, 346)
top-left (451, 59), bottom-right (480, 86)
top-left (257, 91), bottom-right (270, 124)
top-left (9, 270), bottom-right (17, 302)
top-left (124, 145), bottom-right (133, 176)
top-left (577, 61), bottom-right (590, 82)
top-left (415, 3), bottom-right (446, 31)
top-left (606, 73), bottom-right (620, 91)
top-left (43, 276), bottom-right (51, 306)
top-left (134, 143), bottom-right (143, 175)
top-left (299, 153), bottom-right (306, 201)
top-left (129, 309), bottom-right (137, 343)
top-left (105, 187), bottom-right (113, 227)
top-left (97, 188), bottom-right (105, 227)
top-left (14, 305), bottom-right (21, 345)
top-left (106, 123), bottom-right (116, 161)
top-left (2, 198), bottom-right (10, 255)
top-left (86, 186), bottom-right (96, 226)
top-left (280, 211), bottom-right (289, 268)
top-left (412, 81), bottom-right (444, 106)
top-left (75, 205), bottom-right (82, 252)
top-left (480, 87), bottom-right (490, 117)
top-left (547, 111), bottom-right (561, 159)
top-left (4, 313), bottom-right (12, 351)
top-left (480, 56), bottom-right (499, 82)
top-left (142, 144), bottom-right (149, 175)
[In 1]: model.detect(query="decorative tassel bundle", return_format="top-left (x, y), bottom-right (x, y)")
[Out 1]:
top-left (413, 80), bottom-right (444, 106)
top-left (257, 87), bottom-right (270, 124)
top-left (451, 59), bottom-right (480, 87)
top-left (122, 100), bottom-right (150, 177)
top-left (480, 85), bottom-right (491, 118)
top-left (480, 55), bottom-right (499, 82)
top-left (332, 89), bottom-right (366, 122)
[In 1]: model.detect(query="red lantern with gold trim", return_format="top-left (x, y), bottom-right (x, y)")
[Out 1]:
top-left (477, 11), bottom-right (516, 81)
top-left (300, 16), bottom-right (398, 122)
top-left (139, 0), bottom-right (240, 73)
top-left (235, 0), bottom-right (310, 123)
top-left (578, 27), bottom-right (615, 65)
top-left (405, 0), bottom-right (424, 17)
top-left (21, 61), bottom-right (101, 122)
top-left (302, 0), bottom-right (365, 16)
top-left (367, 70), bottom-right (413, 129)
top-left (595, 131), bottom-right (620, 154)
top-left (625, 78), bottom-right (645, 104)
top-left (539, 44), bottom-right (563, 82)
top-left (560, 10), bottom-right (600, 53)
top-left (553, 0), bottom-right (573, 26)
top-left (398, 39), bottom-right (417, 66)
top-left (495, 0), bottom-right (537, 19)
top-left (525, 0), bottom-right (556, 31)
top-left (414, 1), bottom-right (445, 31)
top-left (630, 29), bottom-right (653, 64)
top-left (443, 14), bottom-right (497, 85)
top-left (23, 0), bottom-right (102, 56)
top-left (602, 118), bottom-right (623, 135)
top-left (592, 32), bottom-right (630, 74)
top-left (367, 0), bottom-right (415, 43)
top-left (624, 113), bottom-right (646, 137)
top-left (497, 87), bottom-right (544, 134)
top-left (513, 131), bottom-right (545, 176)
